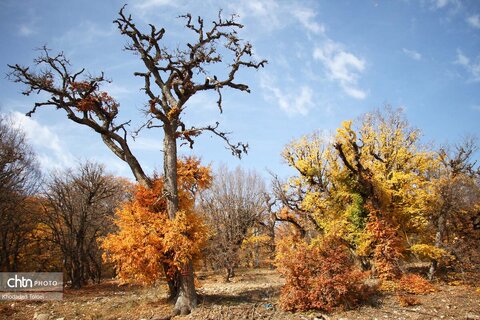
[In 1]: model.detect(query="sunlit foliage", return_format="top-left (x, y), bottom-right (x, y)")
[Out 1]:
top-left (102, 157), bottom-right (211, 284)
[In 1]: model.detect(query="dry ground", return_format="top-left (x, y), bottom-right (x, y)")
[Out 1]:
top-left (1, 268), bottom-right (479, 320)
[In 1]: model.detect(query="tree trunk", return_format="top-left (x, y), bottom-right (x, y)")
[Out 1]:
top-left (174, 261), bottom-right (197, 315)
top-left (163, 127), bottom-right (179, 220)
top-left (429, 214), bottom-right (445, 280)
top-left (163, 126), bottom-right (197, 315)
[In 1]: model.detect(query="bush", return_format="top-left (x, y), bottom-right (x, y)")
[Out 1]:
top-left (276, 236), bottom-right (374, 312)
top-left (398, 273), bottom-right (435, 294)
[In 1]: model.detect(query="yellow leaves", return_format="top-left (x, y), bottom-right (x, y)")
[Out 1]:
top-left (337, 120), bottom-right (354, 138)
top-left (242, 234), bottom-right (271, 247)
top-left (410, 244), bottom-right (449, 261)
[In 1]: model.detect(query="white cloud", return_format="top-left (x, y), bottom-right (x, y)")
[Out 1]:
top-left (10, 112), bottom-right (75, 171)
top-left (313, 40), bottom-right (367, 100)
top-left (229, 0), bottom-right (282, 31)
top-left (428, 0), bottom-right (459, 9)
top-left (432, 0), bottom-right (449, 8)
top-left (292, 7), bottom-right (325, 34)
top-left (455, 50), bottom-right (469, 66)
top-left (102, 82), bottom-right (135, 99)
top-left (260, 75), bottom-right (314, 116)
top-left (402, 48), bottom-right (422, 60)
top-left (455, 49), bottom-right (480, 81)
top-left (466, 15), bottom-right (480, 29)
top-left (343, 86), bottom-right (367, 100)
top-left (134, 0), bottom-right (173, 10)
top-left (18, 25), bottom-right (34, 36)
top-left (229, 0), bottom-right (325, 35)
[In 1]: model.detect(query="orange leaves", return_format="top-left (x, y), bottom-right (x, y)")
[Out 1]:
top-left (101, 201), bottom-right (166, 284)
top-left (76, 96), bottom-right (99, 112)
top-left (167, 106), bottom-right (181, 120)
top-left (69, 81), bottom-right (92, 92)
top-left (101, 157), bottom-right (211, 285)
top-left (365, 209), bottom-right (404, 281)
top-left (398, 273), bottom-right (435, 294)
top-left (276, 237), bottom-right (373, 312)
top-left (176, 156), bottom-right (212, 194)
top-left (69, 81), bottom-right (119, 113)
top-left (162, 211), bottom-right (210, 267)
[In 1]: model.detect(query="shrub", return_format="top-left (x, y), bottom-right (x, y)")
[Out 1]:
top-left (276, 236), bottom-right (374, 313)
top-left (398, 273), bottom-right (435, 294)
top-left (396, 293), bottom-right (420, 307)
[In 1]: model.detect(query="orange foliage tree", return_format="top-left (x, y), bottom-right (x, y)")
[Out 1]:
top-left (102, 157), bottom-right (211, 293)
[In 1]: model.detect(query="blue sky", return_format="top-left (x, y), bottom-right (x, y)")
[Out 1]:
top-left (1, 0), bottom-right (479, 181)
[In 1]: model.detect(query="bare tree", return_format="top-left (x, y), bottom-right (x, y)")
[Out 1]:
top-left (428, 138), bottom-right (480, 279)
top-left (8, 6), bottom-right (265, 313)
top-left (42, 162), bottom-right (127, 288)
top-left (200, 165), bottom-right (266, 282)
top-left (0, 113), bottom-right (41, 271)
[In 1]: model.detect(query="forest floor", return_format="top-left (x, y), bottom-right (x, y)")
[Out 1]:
top-left (1, 268), bottom-right (479, 320)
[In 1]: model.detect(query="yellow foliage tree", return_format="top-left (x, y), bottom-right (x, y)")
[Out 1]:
top-left (278, 107), bottom-right (440, 280)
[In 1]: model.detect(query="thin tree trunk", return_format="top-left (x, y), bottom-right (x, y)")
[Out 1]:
top-left (429, 214), bottom-right (445, 280)
top-left (163, 127), bottom-right (197, 315)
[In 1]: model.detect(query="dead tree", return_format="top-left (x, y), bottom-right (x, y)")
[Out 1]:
top-left (8, 5), bottom-right (266, 315)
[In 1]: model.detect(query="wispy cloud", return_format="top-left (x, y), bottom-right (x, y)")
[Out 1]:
top-left (260, 74), bottom-right (314, 116)
top-left (313, 40), bottom-right (367, 100)
top-left (102, 82), bottom-right (135, 99)
top-left (134, 0), bottom-right (173, 10)
top-left (229, 0), bottom-right (282, 31)
top-left (428, 0), bottom-right (459, 10)
top-left (466, 14), bottom-right (480, 29)
top-left (18, 24), bottom-right (35, 37)
top-left (132, 0), bottom-right (177, 17)
top-left (291, 7), bottom-right (325, 34)
top-left (54, 21), bottom-right (115, 47)
top-left (402, 48), bottom-right (422, 60)
top-left (455, 49), bottom-right (480, 81)
top-left (10, 112), bottom-right (75, 171)
top-left (229, 0), bottom-right (326, 35)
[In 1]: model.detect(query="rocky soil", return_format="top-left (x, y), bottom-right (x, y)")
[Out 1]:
top-left (1, 269), bottom-right (479, 320)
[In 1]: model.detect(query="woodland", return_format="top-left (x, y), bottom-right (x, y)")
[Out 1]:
top-left (1, 5), bottom-right (479, 320)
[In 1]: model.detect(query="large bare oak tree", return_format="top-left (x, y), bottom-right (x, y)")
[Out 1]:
top-left (8, 5), bottom-right (266, 315)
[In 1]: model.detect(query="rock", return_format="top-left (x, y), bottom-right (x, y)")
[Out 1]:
top-left (33, 313), bottom-right (50, 320)
top-left (263, 303), bottom-right (274, 310)
top-left (466, 314), bottom-right (480, 320)
top-left (55, 318), bottom-right (65, 320)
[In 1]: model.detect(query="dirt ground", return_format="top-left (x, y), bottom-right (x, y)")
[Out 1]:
top-left (1, 268), bottom-right (479, 320)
